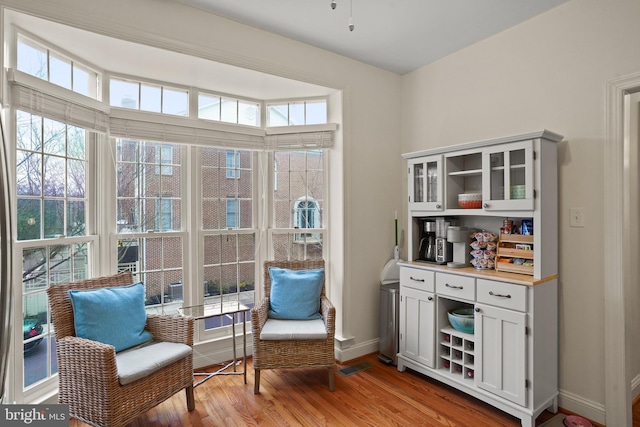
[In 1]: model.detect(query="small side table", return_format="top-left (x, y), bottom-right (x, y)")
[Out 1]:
top-left (178, 301), bottom-right (250, 387)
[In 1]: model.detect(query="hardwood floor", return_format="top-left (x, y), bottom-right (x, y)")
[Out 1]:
top-left (69, 354), bottom-right (565, 427)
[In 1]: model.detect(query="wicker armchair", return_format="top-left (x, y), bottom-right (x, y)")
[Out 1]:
top-left (47, 272), bottom-right (195, 427)
top-left (251, 260), bottom-right (336, 394)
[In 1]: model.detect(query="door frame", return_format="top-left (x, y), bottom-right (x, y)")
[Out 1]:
top-left (604, 71), bottom-right (640, 427)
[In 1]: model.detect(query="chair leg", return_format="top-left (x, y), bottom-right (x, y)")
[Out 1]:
top-left (328, 367), bottom-right (335, 391)
top-left (186, 385), bottom-right (195, 411)
top-left (254, 369), bottom-right (261, 394)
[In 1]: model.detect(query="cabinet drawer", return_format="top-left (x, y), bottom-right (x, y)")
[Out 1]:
top-left (476, 279), bottom-right (527, 312)
top-left (400, 267), bottom-right (435, 292)
top-left (435, 273), bottom-right (475, 301)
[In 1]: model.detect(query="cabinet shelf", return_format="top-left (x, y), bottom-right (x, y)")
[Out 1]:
top-left (448, 169), bottom-right (482, 177)
top-left (495, 234), bottom-right (534, 276)
top-left (498, 234), bottom-right (533, 244)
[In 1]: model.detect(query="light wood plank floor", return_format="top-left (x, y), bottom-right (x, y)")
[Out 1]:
top-left (69, 354), bottom-right (574, 427)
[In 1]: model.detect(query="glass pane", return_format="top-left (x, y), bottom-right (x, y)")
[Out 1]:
top-left (49, 245), bottom-right (72, 285)
top-left (238, 234), bottom-right (255, 263)
top-left (198, 94), bottom-right (221, 121)
top-left (238, 101), bottom-right (259, 126)
top-left (239, 199), bottom-right (252, 228)
top-left (305, 100), bottom-right (327, 125)
top-left (509, 149), bottom-right (526, 196)
top-left (23, 292), bottom-right (48, 387)
top-left (17, 39), bottom-right (47, 80)
top-left (67, 200), bottom-right (85, 236)
top-left (289, 103), bottom-right (304, 125)
top-left (271, 231), bottom-right (323, 261)
top-left (16, 151), bottom-right (42, 196)
top-left (143, 270), bottom-right (164, 307)
top-left (117, 198), bottom-right (138, 232)
top-left (67, 159), bottom-right (85, 198)
top-left (72, 64), bottom-right (91, 97)
top-left (203, 264), bottom-right (222, 300)
top-left (67, 126), bottom-right (86, 160)
top-left (22, 247), bottom-right (47, 293)
top-left (203, 235), bottom-right (221, 266)
top-left (43, 118), bottom-right (65, 156)
top-left (267, 104), bottom-right (288, 127)
top-left (202, 199), bottom-right (221, 229)
top-left (426, 161), bottom-right (438, 203)
top-left (43, 200), bottom-right (64, 238)
top-left (140, 83), bottom-right (162, 113)
top-left (221, 234), bottom-right (237, 264)
top-left (49, 54), bottom-right (72, 90)
top-left (16, 111), bottom-right (39, 151)
top-left (116, 162), bottom-right (138, 198)
top-left (413, 163), bottom-right (424, 203)
top-left (117, 139), bottom-right (139, 163)
top-left (221, 98), bottom-right (238, 123)
top-left (71, 243), bottom-right (90, 281)
top-left (238, 262), bottom-right (256, 300)
top-left (43, 155), bottom-right (65, 197)
top-left (162, 87), bottom-right (188, 116)
top-left (490, 152), bottom-right (505, 201)
top-left (17, 199), bottom-right (41, 241)
top-left (110, 79), bottom-right (139, 109)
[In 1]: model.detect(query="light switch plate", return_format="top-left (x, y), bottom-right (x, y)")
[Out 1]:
top-left (570, 207), bottom-right (585, 227)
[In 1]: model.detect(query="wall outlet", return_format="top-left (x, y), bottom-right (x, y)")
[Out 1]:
top-left (570, 207), bottom-right (585, 227)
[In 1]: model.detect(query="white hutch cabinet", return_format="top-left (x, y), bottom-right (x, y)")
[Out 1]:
top-left (397, 130), bottom-right (562, 427)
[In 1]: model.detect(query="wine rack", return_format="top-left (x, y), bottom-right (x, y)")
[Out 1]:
top-left (439, 327), bottom-right (475, 382)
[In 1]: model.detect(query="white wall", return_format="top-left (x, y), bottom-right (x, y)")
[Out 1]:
top-left (401, 0), bottom-right (640, 421)
top-left (0, 0), bottom-right (403, 362)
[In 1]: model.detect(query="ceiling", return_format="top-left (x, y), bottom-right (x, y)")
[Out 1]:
top-left (177, 0), bottom-right (569, 75)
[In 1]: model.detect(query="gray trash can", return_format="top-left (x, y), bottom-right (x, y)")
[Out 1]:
top-left (378, 282), bottom-right (399, 365)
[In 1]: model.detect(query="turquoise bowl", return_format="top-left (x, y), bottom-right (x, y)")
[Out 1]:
top-left (448, 308), bottom-right (475, 334)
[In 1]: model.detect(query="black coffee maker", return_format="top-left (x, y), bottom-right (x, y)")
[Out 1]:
top-left (418, 220), bottom-right (437, 262)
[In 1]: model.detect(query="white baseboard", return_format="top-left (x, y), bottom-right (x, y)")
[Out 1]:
top-left (192, 337), bottom-right (379, 368)
top-left (192, 340), bottom-right (252, 370)
top-left (557, 389), bottom-right (605, 425)
top-left (335, 338), bottom-right (379, 362)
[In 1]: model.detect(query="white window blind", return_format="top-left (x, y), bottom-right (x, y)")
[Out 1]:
top-left (264, 124), bottom-right (336, 150)
top-left (8, 69), bottom-right (109, 134)
top-left (9, 68), bottom-right (336, 150)
top-left (109, 114), bottom-right (266, 149)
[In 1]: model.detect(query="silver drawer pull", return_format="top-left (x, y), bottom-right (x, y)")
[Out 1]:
top-left (489, 291), bottom-right (511, 299)
top-left (445, 283), bottom-right (463, 290)
top-left (410, 276), bottom-right (425, 282)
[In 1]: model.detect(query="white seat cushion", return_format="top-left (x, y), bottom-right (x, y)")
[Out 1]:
top-left (260, 318), bottom-right (327, 340)
top-left (115, 341), bottom-right (192, 385)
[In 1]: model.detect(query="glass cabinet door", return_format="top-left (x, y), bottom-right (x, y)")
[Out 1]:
top-left (482, 141), bottom-right (534, 211)
top-left (408, 155), bottom-right (443, 211)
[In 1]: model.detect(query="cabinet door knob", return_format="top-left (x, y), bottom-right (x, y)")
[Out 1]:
top-left (436, 204), bottom-right (441, 209)
top-left (410, 276), bottom-right (425, 282)
top-left (483, 202), bottom-right (489, 208)
top-left (474, 307), bottom-right (481, 313)
top-left (427, 296), bottom-right (433, 301)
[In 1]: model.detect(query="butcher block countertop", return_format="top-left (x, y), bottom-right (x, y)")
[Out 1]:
top-left (398, 261), bottom-right (557, 286)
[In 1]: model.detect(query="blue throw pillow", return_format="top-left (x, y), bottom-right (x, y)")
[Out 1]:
top-left (268, 267), bottom-right (324, 320)
top-left (69, 282), bottom-right (153, 352)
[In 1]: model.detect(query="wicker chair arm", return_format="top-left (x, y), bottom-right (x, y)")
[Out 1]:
top-left (146, 314), bottom-right (194, 346)
top-left (250, 298), bottom-right (270, 333)
top-left (56, 336), bottom-right (119, 381)
top-left (320, 296), bottom-right (336, 336)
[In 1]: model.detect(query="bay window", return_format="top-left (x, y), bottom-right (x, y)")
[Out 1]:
top-left (6, 24), bottom-right (336, 405)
